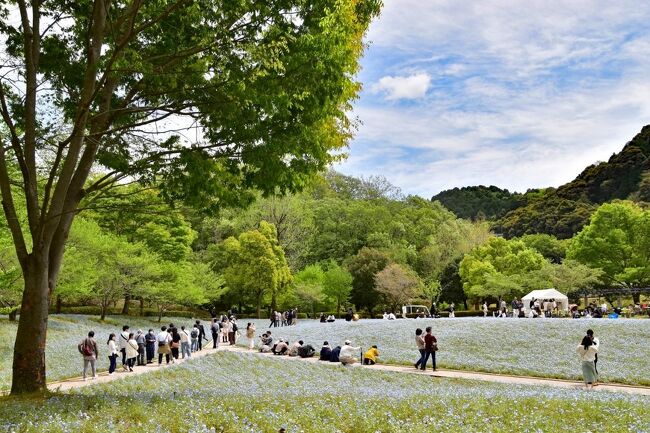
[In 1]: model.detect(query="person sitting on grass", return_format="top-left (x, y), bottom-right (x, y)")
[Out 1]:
top-left (288, 340), bottom-right (303, 357)
top-left (298, 343), bottom-right (316, 358)
top-left (363, 345), bottom-right (379, 365)
top-left (273, 339), bottom-right (289, 355)
top-left (339, 340), bottom-right (361, 365)
top-left (260, 332), bottom-right (274, 353)
top-left (319, 341), bottom-right (332, 361)
top-left (329, 345), bottom-right (341, 362)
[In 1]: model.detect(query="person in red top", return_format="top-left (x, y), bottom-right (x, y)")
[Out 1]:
top-left (421, 326), bottom-right (437, 371)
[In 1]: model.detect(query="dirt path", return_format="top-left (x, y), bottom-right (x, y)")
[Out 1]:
top-left (48, 344), bottom-right (650, 396)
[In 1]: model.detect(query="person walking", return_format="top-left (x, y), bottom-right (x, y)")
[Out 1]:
top-left (135, 329), bottom-right (146, 366)
top-left (511, 299), bottom-right (519, 318)
top-left (195, 320), bottom-right (207, 351)
top-left (77, 331), bottom-right (98, 381)
top-left (414, 328), bottom-right (426, 369)
top-left (119, 325), bottom-right (130, 371)
top-left (190, 324), bottom-right (200, 352)
top-left (421, 326), bottom-right (438, 371)
top-left (145, 329), bottom-right (156, 364)
top-left (180, 326), bottom-right (192, 359)
top-left (246, 323), bottom-right (256, 350)
top-left (482, 302), bottom-right (488, 317)
top-left (107, 333), bottom-right (118, 375)
top-left (210, 318), bottom-right (221, 349)
top-left (125, 333), bottom-right (139, 372)
top-left (577, 335), bottom-right (599, 389)
top-left (157, 326), bottom-right (172, 365)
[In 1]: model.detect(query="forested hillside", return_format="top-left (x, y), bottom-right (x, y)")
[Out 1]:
top-left (433, 125), bottom-right (650, 238)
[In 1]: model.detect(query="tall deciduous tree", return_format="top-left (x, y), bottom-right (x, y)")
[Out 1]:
top-left (459, 237), bottom-right (547, 302)
top-left (322, 261), bottom-right (353, 314)
top-left (567, 201), bottom-right (650, 301)
top-left (0, 0), bottom-right (380, 393)
top-left (374, 263), bottom-right (422, 312)
top-left (347, 247), bottom-right (389, 313)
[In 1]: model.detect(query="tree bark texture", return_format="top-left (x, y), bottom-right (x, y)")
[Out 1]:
top-left (11, 255), bottom-right (51, 394)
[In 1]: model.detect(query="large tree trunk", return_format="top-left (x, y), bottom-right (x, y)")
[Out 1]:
top-left (100, 302), bottom-right (106, 321)
top-left (257, 297), bottom-right (262, 319)
top-left (11, 255), bottom-right (51, 394)
top-left (121, 294), bottom-right (131, 315)
top-left (55, 294), bottom-right (62, 314)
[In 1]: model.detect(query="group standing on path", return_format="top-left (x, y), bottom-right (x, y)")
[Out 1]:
top-left (76, 317), bottom-right (242, 379)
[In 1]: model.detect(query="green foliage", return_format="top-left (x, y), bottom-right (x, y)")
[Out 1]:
top-left (460, 237), bottom-right (548, 300)
top-left (219, 221), bottom-right (292, 317)
top-left (346, 247), bottom-right (390, 312)
top-left (567, 201), bottom-right (650, 289)
top-left (322, 261), bottom-right (353, 313)
top-left (495, 125), bottom-right (650, 239)
top-left (517, 234), bottom-right (567, 263)
top-left (432, 185), bottom-right (523, 220)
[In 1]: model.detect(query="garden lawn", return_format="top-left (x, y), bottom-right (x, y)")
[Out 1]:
top-left (1, 351), bottom-right (648, 433)
top-left (243, 317), bottom-right (650, 385)
top-left (0, 314), bottom-right (207, 392)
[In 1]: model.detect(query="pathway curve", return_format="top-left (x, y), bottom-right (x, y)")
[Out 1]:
top-left (47, 344), bottom-right (650, 396)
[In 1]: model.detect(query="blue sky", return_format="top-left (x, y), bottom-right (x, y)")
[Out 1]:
top-left (334, 0), bottom-right (650, 197)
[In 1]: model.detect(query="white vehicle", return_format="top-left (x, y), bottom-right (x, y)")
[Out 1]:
top-left (401, 305), bottom-right (431, 318)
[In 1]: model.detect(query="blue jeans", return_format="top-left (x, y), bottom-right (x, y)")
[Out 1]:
top-left (414, 349), bottom-right (426, 368)
top-left (191, 339), bottom-right (198, 352)
top-left (421, 350), bottom-right (436, 370)
top-left (181, 342), bottom-right (191, 358)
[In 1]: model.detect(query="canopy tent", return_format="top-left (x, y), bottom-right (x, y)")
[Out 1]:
top-left (522, 288), bottom-right (569, 314)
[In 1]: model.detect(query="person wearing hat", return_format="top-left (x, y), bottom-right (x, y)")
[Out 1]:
top-left (339, 340), bottom-right (360, 365)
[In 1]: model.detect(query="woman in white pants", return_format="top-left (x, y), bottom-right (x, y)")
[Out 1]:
top-left (246, 323), bottom-right (256, 350)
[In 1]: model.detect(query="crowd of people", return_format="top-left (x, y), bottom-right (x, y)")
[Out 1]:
top-left (78, 317), bottom-right (601, 391)
top-left (268, 309), bottom-right (299, 327)
top-left (77, 316), bottom-right (259, 380)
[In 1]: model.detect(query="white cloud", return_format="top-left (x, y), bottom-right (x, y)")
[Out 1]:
top-left (371, 73), bottom-right (431, 100)
top-left (337, 0), bottom-right (650, 196)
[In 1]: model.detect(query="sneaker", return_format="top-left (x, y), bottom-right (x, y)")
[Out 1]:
top-left (108, 372), bottom-right (114, 376)
top-left (122, 365), bottom-right (129, 371)
top-left (82, 377), bottom-right (87, 381)
top-left (129, 368), bottom-right (133, 372)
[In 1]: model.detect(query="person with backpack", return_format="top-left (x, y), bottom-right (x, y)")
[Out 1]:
top-left (107, 333), bottom-right (118, 375)
top-left (228, 317), bottom-right (238, 345)
top-left (157, 326), bottom-right (172, 365)
top-left (145, 329), bottom-right (156, 364)
top-left (119, 325), bottom-right (130, 371)
top-left (195, 320), bottom-right (207, 351)
top-left (190, 325), bottom-right (200, 352)
top-left (246, 323), bottom-right (256, 350)
top-left (180, 326), bottom-right (192, 359)
top-left (210, 318), bottom-right (221, 349)
top-left (170, 327), bottom-right (181, 360)
top-left (78, 330), bottom-right (99, 381)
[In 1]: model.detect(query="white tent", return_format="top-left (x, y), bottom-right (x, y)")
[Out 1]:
top-left (522, 288), bottom-right (569, 315)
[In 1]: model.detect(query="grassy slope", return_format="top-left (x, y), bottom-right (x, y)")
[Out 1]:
top-left (0, 314), bottom-right (207, 391)
top-left (0, 351), bottom-right (648, 433)
top-left (241, 317), bottom-right (650, 385)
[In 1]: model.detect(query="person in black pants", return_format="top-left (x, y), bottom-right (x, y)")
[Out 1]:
top-left (210, 318), bottom-right (220, 349)
top-left (144, 329), bottom-right (156, 363)
top-left (196, 320), bottom-right (206, 351)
